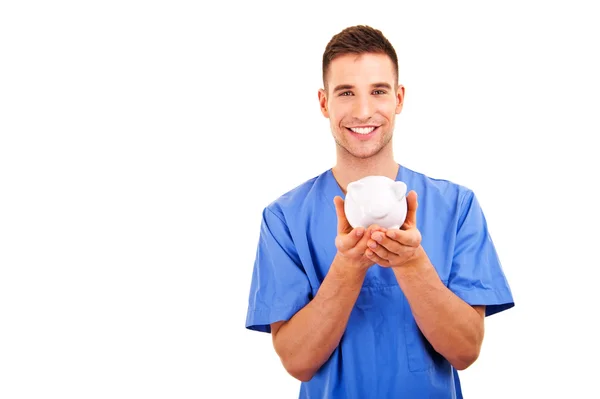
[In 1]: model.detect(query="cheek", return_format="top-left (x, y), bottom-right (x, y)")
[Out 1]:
top-left (379, 101), bottom-right (397, 116)
top-left (328, 107), bottom-right (347, 126)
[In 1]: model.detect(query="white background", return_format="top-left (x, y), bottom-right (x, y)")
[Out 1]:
top-left (1, 1), bottom-right (599, 398)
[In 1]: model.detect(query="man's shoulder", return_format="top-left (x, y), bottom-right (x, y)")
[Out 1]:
top-left (263, 169), bottom-right (330, 218)
top-left (402, 164), bottom-right (473, 201)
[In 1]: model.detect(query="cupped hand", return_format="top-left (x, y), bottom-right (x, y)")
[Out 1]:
top-left (364, 190), bottom-right (423, 268)
top-left (333, 196), bottom-right (380, 271)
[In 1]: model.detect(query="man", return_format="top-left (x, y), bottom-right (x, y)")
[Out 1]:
top-left (245, 25), bottom-right (514, 398)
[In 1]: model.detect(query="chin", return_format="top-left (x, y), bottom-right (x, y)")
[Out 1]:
top-left (334, 135), bottom-right (389, 159)
top-left (347, 146), bottom-right (384, 159)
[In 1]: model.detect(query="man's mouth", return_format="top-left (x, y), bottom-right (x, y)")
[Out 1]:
top-left (347, 126), bottom-right (376, 135)
top-left (345, 126), bottom-right (380, 138)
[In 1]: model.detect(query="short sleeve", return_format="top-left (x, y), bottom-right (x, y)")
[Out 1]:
top-left (448, 190), bottom-right (515, 317)
top-left (245, 206), bottom-right (312, 333)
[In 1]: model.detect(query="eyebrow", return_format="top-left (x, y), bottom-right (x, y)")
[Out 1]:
top-left (333, 82), bottom-right (393, 93)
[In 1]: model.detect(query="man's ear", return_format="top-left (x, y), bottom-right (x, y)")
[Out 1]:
top-left (318, 89), bottom-right (329, 118)
top-left (395, 84), bottom-right (405, 114)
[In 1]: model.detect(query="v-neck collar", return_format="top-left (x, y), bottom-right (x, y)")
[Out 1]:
top-left (324, 163), bottom-right (404, 200)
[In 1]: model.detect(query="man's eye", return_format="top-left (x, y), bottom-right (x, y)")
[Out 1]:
top-left (373, 90), bottom-right (386, 95)
top-left (340, 91), bottom-right (353, 96)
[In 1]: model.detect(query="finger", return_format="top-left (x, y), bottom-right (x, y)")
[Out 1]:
top-left (367, 238), bottom-right (392, 260)
top-left (403, 191), bottom-right (418, 229)
top-left (365, 248), bottom-right (391, 267)
top-left (335, 226), bottom-right (366, 251)
top-left (371, 231), bottom-right (404, 254)
top-left (333, 196), bottom-right (351, 234)
top-left (367, 223), bottom-right (386, 232)
top-left (385, 228), bottom-right (421, 247)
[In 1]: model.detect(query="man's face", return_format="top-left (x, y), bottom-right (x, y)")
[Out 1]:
top-left (319, 53), bottom-right (404, 159)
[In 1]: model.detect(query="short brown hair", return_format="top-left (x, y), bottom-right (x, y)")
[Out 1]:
top-left (322, 25), bottom-right (399, 90)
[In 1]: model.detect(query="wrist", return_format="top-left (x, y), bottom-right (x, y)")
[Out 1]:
top-left (392, 246), bottom-right (430, 278)
top-left (331, 253), bottom-right (369, 281)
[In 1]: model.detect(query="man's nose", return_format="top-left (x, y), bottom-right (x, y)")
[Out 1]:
top-left (352, 96), bottom-right (374, 121)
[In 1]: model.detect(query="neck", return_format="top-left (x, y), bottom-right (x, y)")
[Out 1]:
top-left (332, 144), bottom-right (399, 194)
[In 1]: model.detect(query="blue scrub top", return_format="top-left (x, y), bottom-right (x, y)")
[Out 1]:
top-left (245, 164), bottom-right (514, 398)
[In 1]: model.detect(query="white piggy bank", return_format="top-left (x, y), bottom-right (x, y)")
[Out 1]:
top-left (344, 175), bottom-right (408, 230)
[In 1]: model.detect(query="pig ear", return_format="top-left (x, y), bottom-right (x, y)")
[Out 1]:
top-left (393, 181), bottom-right (407, 199)
top-left (347, 181), bottom-right (364, 199)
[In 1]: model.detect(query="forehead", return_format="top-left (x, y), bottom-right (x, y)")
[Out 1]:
top-left (327, 53), bottom-right (396, 88)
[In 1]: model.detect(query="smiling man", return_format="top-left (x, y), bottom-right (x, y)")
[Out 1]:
top-left (245, 25), bottom-right (515, 398)
top-left (321, 54), bottom-right (400, 161)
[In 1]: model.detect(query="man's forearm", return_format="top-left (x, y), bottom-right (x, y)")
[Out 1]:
top-left (393, 246), bottom-right (484, 370)
top-left (272, 256), bottom-right (366, 381)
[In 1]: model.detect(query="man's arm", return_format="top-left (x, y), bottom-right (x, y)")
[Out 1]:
top-left (392, 246), bottom-right (485, 370)
top-left (270, 196), bottom-right (377, 382)
top-left (365, 191), bottom-right (485, 370)
top-left (271, 255), bottom-right (366, 382)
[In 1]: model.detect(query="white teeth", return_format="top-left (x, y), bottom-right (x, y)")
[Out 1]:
top-left (349, 127), bottom-right (376, 134)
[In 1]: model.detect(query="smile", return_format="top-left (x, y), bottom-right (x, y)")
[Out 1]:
top-left (346, 126), bottom-right (379, 138)
top-left (347, 126), bottom-right (378, 135)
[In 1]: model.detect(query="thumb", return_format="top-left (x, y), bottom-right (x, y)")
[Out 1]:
top-left (333, 196), bottom-right (350, 234)
top-left (403, 191), bottom-right (418, 228)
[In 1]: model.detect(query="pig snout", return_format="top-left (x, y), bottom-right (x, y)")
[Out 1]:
top-left (367, 201), bottom-right (390, 219)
